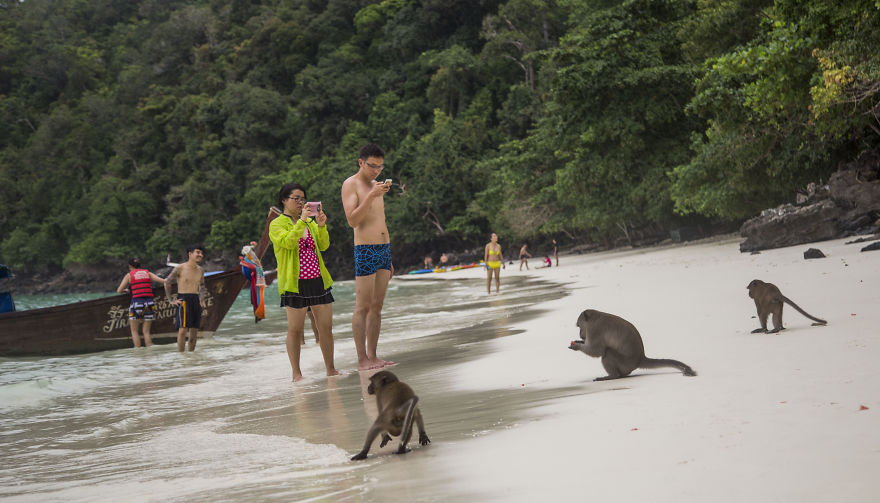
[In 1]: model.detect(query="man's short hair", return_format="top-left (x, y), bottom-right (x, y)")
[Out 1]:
top-left (359, 143), bottom-right (385, 160)
top-left (186, 244), bottom-right (205, 255)
top-left (128, 258), bottom-right (141, 268)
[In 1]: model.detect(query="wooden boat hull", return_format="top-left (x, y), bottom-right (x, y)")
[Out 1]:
top-left (0, 270), bottom-right (246, 356)
top-left (0, 207), bottom-right (282, 357)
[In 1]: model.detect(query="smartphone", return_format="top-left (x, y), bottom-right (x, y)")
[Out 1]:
top-left (306, 201), bottom-right (321, 216)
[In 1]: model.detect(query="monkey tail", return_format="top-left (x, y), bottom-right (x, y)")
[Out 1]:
top-left (641, 358), bottom-right (697, 377)
top-left (781, 296), bottom-right (827, 325)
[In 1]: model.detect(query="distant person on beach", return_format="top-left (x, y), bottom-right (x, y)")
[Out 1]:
top-left (164, 245), bottom-right (207, 352)
top-left (116, 258), bottom-right (165, 348)
top-left (483, 233), bottom-right (505, 294)
top-left (341, 143), bottom-right (395, 371)
top-left (423, 255), bottom-right (433, 270)
top-left (552, 238), bottom-right (559, 266)
top-left (538, 256), bottom-right (552, 268)
top-left (270, 182), bottom-right (340, 381)
top-left (519, 243), bottom-right (532, 270)
top-left (440, 253), bottom-right (449, 269)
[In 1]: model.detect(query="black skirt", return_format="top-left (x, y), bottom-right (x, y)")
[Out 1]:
top-left (280, 277), bottom-right (334, 309)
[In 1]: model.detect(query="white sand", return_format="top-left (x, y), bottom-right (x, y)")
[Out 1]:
top-left (391, 235), bottom-right (879, 501)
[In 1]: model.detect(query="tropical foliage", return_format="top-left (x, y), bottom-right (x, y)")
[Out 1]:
top-left (1, 0), bottom-right (878, 275)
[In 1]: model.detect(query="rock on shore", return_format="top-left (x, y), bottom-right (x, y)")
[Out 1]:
top-left (740, 150), bottom-right (880, 252)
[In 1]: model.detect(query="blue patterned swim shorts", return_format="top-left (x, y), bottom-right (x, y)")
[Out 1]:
top-left (354, 243), bottom-right (392, 277)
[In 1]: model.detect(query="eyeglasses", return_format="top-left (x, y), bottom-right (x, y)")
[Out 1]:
top-left (363, 161), bottom-right (384, 170)
top-left (286, 196), bottom-right (305, 203)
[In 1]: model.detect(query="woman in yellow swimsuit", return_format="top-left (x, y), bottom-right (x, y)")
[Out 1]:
top-left (483, 233), bottom-right (505, 294)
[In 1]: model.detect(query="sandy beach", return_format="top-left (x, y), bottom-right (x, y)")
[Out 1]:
top-left (3, 234), bottom-right (878, 502)
top-left (379, 234), bottom-right (879, 501)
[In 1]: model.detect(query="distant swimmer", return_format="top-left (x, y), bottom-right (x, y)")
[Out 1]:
top-left (342, 143), bottom-right (396, 371)
top-left (518, 243), bottom-right (531, 270)
top-left (552, 238), bottom-right (559, 267)
top-left (164, 245), bottom-right (207, 352)
top-left (116, 258), bottom-right (165, 348)
top-left (483, 233), bottom-right (505, 294)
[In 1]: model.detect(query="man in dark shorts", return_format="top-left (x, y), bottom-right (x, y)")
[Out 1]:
top-left (164, 245), bottom-right (207, 352)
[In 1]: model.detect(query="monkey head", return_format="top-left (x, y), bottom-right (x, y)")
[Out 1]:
top-left (575, 310), bottom-right (592, 339)
top-left (367, 370), bottom-right (399, 395)
top-left (747, 279), bottom-right (763, 298)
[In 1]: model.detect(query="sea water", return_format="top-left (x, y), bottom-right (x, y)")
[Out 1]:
top-left (0, 273), bottom-right (567, 502)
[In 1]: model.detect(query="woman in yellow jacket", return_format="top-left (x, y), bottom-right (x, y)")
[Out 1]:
top-left (269, 183), bottom-right (340, 381)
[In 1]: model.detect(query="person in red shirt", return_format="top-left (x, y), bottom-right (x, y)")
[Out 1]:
top-left (117, 258), bottom-right (166, 348)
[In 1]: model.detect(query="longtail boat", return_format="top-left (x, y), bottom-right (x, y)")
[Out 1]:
top-left (0, 208), bottom-right (281, 356)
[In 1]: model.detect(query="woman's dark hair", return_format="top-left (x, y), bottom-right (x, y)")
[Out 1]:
top-left (278, 183), bottom-right (306, 210)
top-left (128, 258), bottom-right (141, 268)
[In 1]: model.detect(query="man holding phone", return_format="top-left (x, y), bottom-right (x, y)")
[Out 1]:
top-left (341, 143), bottom-right (395, 371)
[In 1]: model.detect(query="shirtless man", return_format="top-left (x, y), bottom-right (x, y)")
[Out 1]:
top-left (164, 245), bottom-right (207, 352)
top-left (341, 143), bottom-right (395, 371)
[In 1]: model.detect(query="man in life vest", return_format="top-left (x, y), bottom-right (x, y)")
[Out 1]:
top-left (117, 258), bottom-right (166, 347)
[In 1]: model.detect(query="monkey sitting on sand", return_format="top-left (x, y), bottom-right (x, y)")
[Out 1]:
top-left (568, 309), bottom-right (696, 381)
top-left (351, 370), bottom-right (430, 461)
top-left (746, 279), bottom-right (827, 333)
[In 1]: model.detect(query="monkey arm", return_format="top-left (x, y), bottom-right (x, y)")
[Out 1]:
top-left (414, 410), bottom-right (430, 446)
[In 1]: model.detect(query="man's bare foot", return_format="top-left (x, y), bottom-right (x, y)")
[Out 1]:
top-left (368, 357), bottom-right (395, 368)
top-left (292, 373), bottom-right (304, 382)
top-left (327, 369), bottom-right (342, 376)
top-left (357, 358), bottom-right (384, 371)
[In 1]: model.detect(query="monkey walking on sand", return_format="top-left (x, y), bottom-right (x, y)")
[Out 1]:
top-left (351, 370), bottom-right (430, 461)
top-left (747, 279), bottom-right (827, 333)
top-left (568, 309), bottom-right (696, 381)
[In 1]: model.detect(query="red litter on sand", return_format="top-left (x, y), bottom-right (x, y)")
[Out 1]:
top-left (860, 405), bottom-right (869, 411)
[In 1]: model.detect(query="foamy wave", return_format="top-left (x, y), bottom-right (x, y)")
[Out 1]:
top-left (0, 375), bottom-right (104, 412)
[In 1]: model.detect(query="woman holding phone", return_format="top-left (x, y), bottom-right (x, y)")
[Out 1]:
top-left (269, 182), bottom-right (340, 381)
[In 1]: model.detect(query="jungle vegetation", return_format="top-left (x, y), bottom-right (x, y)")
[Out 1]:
top-left (1, 0), bottom-right (878, 275)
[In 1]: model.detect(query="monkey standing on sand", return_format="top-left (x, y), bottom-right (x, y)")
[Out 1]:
top-left (747, 279), bottom-right (827, 333)
top-left (351, 370), bottom-right (430, 461)
top-left (568, 309), bottom-right (696, 381)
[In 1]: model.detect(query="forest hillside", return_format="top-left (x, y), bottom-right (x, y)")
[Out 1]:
top-left (2, 0), bottom-right (878, 284)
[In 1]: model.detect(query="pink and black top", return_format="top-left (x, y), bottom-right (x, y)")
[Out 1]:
top-left (298, 228), bottom-right (321, 279)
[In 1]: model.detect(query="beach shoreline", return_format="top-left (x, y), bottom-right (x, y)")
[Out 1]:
top-left (3, 233), bottom-right (877, 502)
